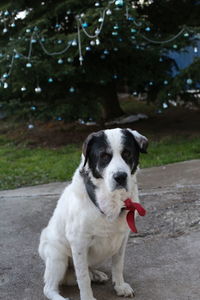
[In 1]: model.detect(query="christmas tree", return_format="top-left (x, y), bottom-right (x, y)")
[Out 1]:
top-left (0, 0), bottom-right (199, 121)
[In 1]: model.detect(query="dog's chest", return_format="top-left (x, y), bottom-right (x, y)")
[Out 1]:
top-left (87, 222), bottom-right (128, 266)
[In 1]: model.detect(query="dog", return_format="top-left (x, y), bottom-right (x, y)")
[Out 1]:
top-left (38, 128), bottom-right (148, 300)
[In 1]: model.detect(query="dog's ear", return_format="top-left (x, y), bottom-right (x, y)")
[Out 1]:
top-left (82, 131), bottom-right (102, 167)
top-left (127, 129), bottom-right (148, 153)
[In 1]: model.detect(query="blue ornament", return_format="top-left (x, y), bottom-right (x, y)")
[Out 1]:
top-left (58, 58), bottom-right (63, 64)
top-left (104, 49), bottom-right (109, 55)
top-left (164, 80), bottom-right (168, 85)
top-left (173, 44), bottom-right (178, 49)
top-left (95, 28), bottom-right (100, 35)
top-left (3, 73), bottom-right (9, 78)
top-left (71, 39), bottom-right (77, 46)
top-left (186, 78), bottom-right (193, 85)
top-left (145, 27), bottom-right (151, 32)
top-left (67, 57), bottom-right (73, 63)
top-left (163, 103), bottom-right (168, 109)
top-left (35, 86), bottom-right (42, 93)
top-left (26, 62), bottom-right (32, 68)
top-left (149, 81), bottom-right (153, 86)
top-left (31, 38), bottom-right (37, 43)
top-left (131, 28), bottom-right (137, 33)
top-left (56, 117), bottom-right (62, 121)
top-left (69, 87), bottom-right (75, 93)
top-left (55, 23), bottom-right (61, 29)
top-left (11, 23), bottom-right (16, 28)
top-left (128, 17), bottom-right (135, 21)
top-left (0, 53), bottom-right (3, 58)
top-left (3, 28), bottom-right (8, 34)
top-left (96, 39), bottom-right (100, 45)
top-left (48, 78), bottom-right (53, 83)
top-left (115, 0), bottom-right (124, 7)
top-left (106, 9), bottom-right (112, 15)
top-left (26, 28), bottom-right (31, 33)
top-left (184, 32), bottom-right (189, 37)
top-left (194, 46), bottom-right (198, 53)
top-left (113, 24), bottom-right (119, 30)
top-left (4, 11), bottom-right (9, 16)
top-left (159, 57), bottom-right (163, 62)
top-left (31, 106), bottom-right (36, 111)
top-left (86, 46), bottom-right (91, 51)
top-left (28, 124), bottom-right (34, 129)
top-left (21, 86), bottom-right (26, 92)
top-left (14, 53), bottom-right (20, 59)
top-left (113, 74), bottom-right (118, 79)
top-left (112, 32), bottom-right (118, 36)
top-left (82, 23), bottom-right (88, 28)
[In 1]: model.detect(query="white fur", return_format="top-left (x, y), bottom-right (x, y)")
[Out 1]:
top-left (38, 128), bottom-right (143, 300)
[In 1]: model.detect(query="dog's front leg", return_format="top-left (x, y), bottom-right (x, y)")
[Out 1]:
top-left (112, 233), bottom-right (135, 298)
top-left (70, 238), bottom-right (96, 300)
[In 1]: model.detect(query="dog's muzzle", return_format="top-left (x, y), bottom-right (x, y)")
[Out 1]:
top-left (113, 171), bottom-right (127, 190)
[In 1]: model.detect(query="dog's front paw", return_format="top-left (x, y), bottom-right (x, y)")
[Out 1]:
top-left (90, 269), bottom-right (109, 283)
top-left (114, 282), bottom-right (135, 298)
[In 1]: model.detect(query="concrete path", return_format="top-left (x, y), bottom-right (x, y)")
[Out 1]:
top-left (0, 160), bottom-right (200, 300)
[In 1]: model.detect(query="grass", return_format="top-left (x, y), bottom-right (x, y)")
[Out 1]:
top-left (141, 136), bottom-right (200, 168)
top-left (0, 135), bottom-right (200, 190)
top-left (0, 138), bottom-right (81, 190)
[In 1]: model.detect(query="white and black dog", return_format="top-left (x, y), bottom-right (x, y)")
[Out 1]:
top-left (38, 128), bottom-right (148, 300)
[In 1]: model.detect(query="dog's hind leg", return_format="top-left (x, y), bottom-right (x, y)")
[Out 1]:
top-left (89, 269), bottom-right (109, 283)
top-left (43, 255), bottom-right (70, 300)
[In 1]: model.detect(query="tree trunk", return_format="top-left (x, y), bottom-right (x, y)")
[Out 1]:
top-left (99, 82), bottom-right (124, 121)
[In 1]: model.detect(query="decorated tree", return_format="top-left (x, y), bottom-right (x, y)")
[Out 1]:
top-left (0, 0), bottom-right (199, 121)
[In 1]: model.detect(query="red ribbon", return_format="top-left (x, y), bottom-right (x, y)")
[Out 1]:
top-left (124, 198), bottom-right (146, 233)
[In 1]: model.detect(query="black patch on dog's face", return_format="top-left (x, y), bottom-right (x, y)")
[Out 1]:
top-left (84, 131), bottom-right (112, 179)
top-left (121, 129), bottom-right (140, 174)
top-left (80, 169), bottom-right (103, 213)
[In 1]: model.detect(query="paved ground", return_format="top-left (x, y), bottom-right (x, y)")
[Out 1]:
top-left (0, 160), bottom-right (200, 300)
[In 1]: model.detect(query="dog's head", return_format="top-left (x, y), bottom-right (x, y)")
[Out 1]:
top-left (80, 128), bottom-right (148, 219)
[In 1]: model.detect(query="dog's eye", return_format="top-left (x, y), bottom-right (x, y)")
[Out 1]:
top-left (122, 149), bottom-right (132, 160)
top-left (100, 152), bottom-right (112, 163)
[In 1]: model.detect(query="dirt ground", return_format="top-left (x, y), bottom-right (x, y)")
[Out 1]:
top-left (1, 107), bottom-right (200, 147)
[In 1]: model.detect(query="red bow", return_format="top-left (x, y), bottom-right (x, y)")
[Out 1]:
top-left (124, 198), bottom-right (146, 233)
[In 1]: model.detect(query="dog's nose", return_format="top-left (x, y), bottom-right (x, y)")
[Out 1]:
top-left (113, 172), bottom-right (127, 186)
